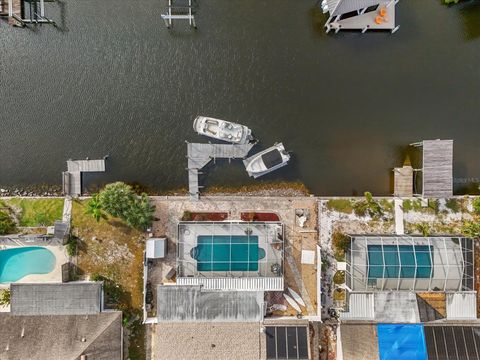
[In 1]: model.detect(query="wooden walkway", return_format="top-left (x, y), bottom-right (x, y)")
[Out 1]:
top-left (187, 142), bottom-right (255, 200)
top-left (62, 159), bottom-right (106, 197)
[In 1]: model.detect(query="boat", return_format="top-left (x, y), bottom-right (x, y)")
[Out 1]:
top-left (243, 143), bottom-right (290, 178)
top-left (193, 116), bottom-right (253, 144)
top-left (268, 304), bottom-right (288, 312)
top-left (288, 287), bottom-right (306, 308)
top-left (283, 293), bottom-right (302, 313)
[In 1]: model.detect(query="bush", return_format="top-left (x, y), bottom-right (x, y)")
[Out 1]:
top-left (353, 192), bottom-right (383, 219)
top-left (333, 271), bottom-right (345, 284)
top-left (0, 289), bottom-right (10, 306)
top-left (416, 223), bottom-right (431, 237)
top-left (98, 182), bottom-right (155, 230)
top-left (462, 221), bottom-right (480, 238)
top-left (472, 197), bottom-right (480, 215)
top-left (326, 199), bottom-right (353, 214)
top-left (332, 231), bottom-right (349, 261)
top-left (65, 236), bottom-right (77, 257)
top-left (0, 210), bottom-right (15, 235)
top-left (445, 198), bottom-right (460, 213)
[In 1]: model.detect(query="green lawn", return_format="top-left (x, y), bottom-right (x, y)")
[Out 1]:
top-left (6, 198), bottom-right (64, 227)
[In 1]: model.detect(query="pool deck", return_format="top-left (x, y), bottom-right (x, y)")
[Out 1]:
top-left (149, 196), bottom-right (319, 317)
top-left (0, 237), bottom-right (68, 288)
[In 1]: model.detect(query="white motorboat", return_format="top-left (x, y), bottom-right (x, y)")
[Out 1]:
top-left (283, 293), bottom-right (302, 313)
top-left (243, 143), bottom-right (290, 178)
top-left (193, 116), bottom-right (253, 144)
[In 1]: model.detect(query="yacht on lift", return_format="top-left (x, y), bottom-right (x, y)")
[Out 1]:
top-left (243, 143), bottom-right (291, 179)
top-left (193, 116), bottom-right (253, 145)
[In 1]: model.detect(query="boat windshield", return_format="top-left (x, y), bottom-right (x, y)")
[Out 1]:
top-left (261, 149), bottom-right (283, 169)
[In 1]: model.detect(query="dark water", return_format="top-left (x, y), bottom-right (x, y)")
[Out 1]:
top-left (1, 0), bottom-right (480, 195)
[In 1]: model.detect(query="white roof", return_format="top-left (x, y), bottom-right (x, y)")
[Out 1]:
top-left (146, 238), bottom-right (166, 258)
top-left (446, 292), bottom-right (477, 320)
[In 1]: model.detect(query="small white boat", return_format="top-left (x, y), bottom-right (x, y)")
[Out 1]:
top-left (243, 143), bottom-right (290, 178)
top-left (288, 287), bottom-right (306, 308)
top-left (193, 116), bottom-right (253, 144)
top-left (268, 304), bottom-right (288, 312)
top-left (283, 293), bottom-right (302, 313)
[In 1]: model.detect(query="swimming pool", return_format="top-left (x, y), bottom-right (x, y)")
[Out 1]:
top-left (0, 247), bottom-right (56, 283)
top-left (191, 235), bottom-right (266, 271)
top-left (368, 245), bottom-right (433, 279)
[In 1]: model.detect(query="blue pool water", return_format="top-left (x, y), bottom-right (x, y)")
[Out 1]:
top-left (0, 247), bottom-right (56, 283)
top-left (191, 235), bottom-right (265, 271)
top-left (368, 245), bottom-right (433, 279)
top-left (377, 324), bottom-right (427, 360)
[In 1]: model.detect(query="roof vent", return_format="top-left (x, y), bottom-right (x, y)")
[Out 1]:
top-left (81, 337), bottom-right (87, 342)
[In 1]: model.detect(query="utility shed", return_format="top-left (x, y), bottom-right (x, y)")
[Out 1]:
top-left (412, 140), bottom-right (453, 198)
top-left (156, 285), bottom-right (264, 322)
top-left (10, 282), bottom-right (103, 316)
top-left (146, 238), bottom-right (167, 259)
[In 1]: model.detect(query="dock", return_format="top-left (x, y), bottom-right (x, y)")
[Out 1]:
top-left (187, 142), bottom-right (255, 200)
top-left (62, 158), bottom-right (106, 197)
top-left (321, 0), bottom-right (400, 34)
top-left (393, 165), bottom-right (413, 197)
top-left (411, 139), bottom-right (453, 198)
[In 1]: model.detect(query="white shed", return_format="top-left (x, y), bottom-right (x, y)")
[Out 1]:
top-left (146, 238), bottom-right (167, 259)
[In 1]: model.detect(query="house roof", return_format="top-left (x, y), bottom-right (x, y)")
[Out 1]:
top-left (11, 282), bottom-right (102, 316)
top-left (340, 324), bottom-right (379, 360)
top-left (154, 322), bottom-right (263, 360)
top-left (156, 285), bottom-right (264, 322)
top-left (0, 312), bottom-right (122, 360)
top-left (146, 238), bottom-right (166, 258)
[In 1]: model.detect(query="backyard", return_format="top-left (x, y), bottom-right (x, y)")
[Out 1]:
top-left (71, 199), bottom-right (146, 359)
top-left (2, 198), bottom-right (64, 227)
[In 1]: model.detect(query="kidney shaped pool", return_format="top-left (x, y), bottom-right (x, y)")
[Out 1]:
top-left (0, 247), bottom-right (56, 283)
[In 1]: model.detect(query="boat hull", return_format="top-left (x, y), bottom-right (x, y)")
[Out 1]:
top-left (193, 116), bottom-right (252, 145)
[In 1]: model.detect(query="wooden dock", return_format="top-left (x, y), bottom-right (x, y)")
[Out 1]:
top-left (187, 142), bottom-right (255, 200)
top-left (393, 165), bottom-right (413, 197)
top-left (411, 139), bottom-right (453, 198)
top-left (62, 159), bottom-right (106, 197)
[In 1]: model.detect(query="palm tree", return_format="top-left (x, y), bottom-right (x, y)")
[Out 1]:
top-left (86, 194), bottom-right (105, 222)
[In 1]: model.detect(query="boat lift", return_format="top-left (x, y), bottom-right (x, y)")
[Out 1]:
top-left (161, 0), bottom-right (197, 29)
top-left (0, 0), bottom-right (56, 27)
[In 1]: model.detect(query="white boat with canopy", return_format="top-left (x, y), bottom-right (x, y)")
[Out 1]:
top-left (193, 116), bottom-right (253, 145)
top-left (243, 143), bottom-right (290, 178)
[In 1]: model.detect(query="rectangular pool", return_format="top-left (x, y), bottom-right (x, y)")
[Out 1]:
top-left (194, 235), bottom-right (260, 271)
top-left (368, 245), bottom-right (433, 279)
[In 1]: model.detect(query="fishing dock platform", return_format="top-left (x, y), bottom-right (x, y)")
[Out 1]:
top-left (187, 142), bottom-right (255, 200)
top-left (62, 158), bottom-right (107, 197)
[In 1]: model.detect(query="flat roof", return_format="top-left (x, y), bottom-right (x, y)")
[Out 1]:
top-left (156, 285), bottom-right (264, 322)
top-left (154, 322), bottom-right (263, 360)
top-left (11, 282), bottom-right (102, 316)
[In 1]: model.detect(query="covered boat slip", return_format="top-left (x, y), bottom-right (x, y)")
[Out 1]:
top-left (176, 222), bottom-right (284, 281)
top-left (346, 236), bottom-right (474, 292)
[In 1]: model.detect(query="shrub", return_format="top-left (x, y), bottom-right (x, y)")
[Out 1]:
top-left (416, 223), bottom-right (431, 237)
top-left (472, 197), bottom-right (480, 215)
top-left (65, 236), bottom-right (77, 257)
top-left (98, 182), bottom-right (155, 230)
top-left (428, 199), bottom-right (440, 214)
top-left (332, 231), bottom-right (349, 261)
top-left (445, 198), bottom-right (460, 213)
top-left (353, 192), bottom-right (383, 218)
top-left (86, 194), bottom-right (105, 222)
top-left (0, 210), bottom-right (15, 235)
top-left (326, 199), bottom-right (353, 214)
top-left (0, 289), bottom-right (10, 306)
top-left (462, 221), bottom-right (480, 238)
top-left (181, 211), bottom-right (192, 221)
top-left (333, 271), bottom-right (345, 285)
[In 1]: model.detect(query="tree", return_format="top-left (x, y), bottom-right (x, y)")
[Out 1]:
top-left (0, 289), bottom-right (10, 306)
top-left (85, 194), bottom-right (105, 222)
top-left (97, 182), bottom-right (155, 230)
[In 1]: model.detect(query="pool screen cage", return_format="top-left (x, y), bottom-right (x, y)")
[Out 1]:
top-left (346, 235), bottom-right (474, 292)
top-left (177, 221), bottom-right (284, 278)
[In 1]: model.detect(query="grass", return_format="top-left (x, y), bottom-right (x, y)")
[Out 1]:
top-left (326, 199), bottom-right (353, 214)
top-left (5, 198), bottom-right (64, 227)
top-left (71, 199), bottom-right (146, 359)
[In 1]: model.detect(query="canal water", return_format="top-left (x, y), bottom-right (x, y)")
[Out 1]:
top-left (0, 0), bottom-right (479, 195)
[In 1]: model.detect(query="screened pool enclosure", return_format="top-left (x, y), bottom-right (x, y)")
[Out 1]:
top-left (346, 236), bottom-right (474, 292)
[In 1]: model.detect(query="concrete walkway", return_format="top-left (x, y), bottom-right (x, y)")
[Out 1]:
top-left (285, 250), bottom-right (316, 315)
top-left (62, 197), bottom-right (72, 223)
top-left (394, 198), bottom-right (404, 235)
